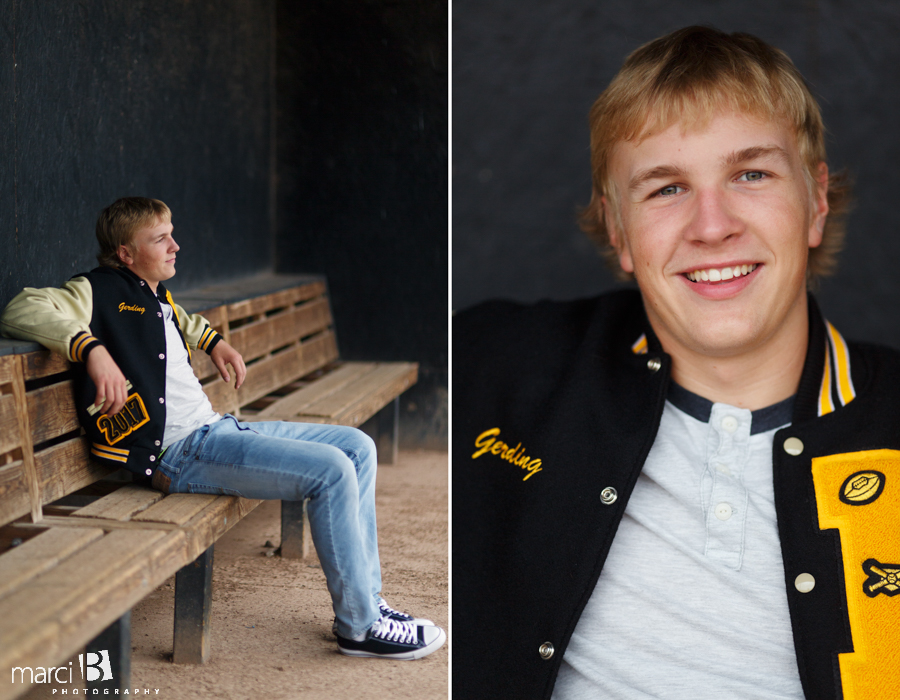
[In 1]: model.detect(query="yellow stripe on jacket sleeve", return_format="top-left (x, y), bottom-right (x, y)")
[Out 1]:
top-left (827, 321), bottom-right (857, 407)
top-left (818, 339), bottom-right (835, 417)
top-left (631, 334), bottom-right (648, 355)
top-left (70, 333), bottom-right (99, 362)
top-left (198, 327), bottom-right (217, 352)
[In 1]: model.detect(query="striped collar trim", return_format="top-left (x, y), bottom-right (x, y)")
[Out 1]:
top-left (818, 320), bottom-right (856, 417)
top-left (632, 319), bottom-right (855, 418)
top-left (631, 333), bottom-right (649, 355)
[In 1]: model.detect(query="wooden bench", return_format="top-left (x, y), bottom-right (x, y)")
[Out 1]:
top-left (0, 273), bottom-right (418, 700)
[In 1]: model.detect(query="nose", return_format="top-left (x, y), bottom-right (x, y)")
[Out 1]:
top-left (170, 237), bottom-right (180, 252)
top-left (687, 187), bottom-right (744, 245)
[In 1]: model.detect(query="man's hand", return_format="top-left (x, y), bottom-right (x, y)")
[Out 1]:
top-left (85, 345), bottom-right (129, 416)
top-left (210, 339), bottom-right (246, 389)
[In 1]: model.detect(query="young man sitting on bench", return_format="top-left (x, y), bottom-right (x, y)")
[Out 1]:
top-left (0, 196), bottom-right (445, 661)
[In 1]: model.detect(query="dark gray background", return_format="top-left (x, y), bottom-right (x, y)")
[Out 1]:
top-left (0, 0), bottom-right (447, 447)
top-left (453, 1), bottom-right (900, 350)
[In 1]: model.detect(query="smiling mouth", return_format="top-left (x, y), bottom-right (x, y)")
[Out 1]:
top-left (685, 263), bottom-right (758, 283)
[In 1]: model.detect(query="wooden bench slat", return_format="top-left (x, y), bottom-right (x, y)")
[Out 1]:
top-left (71, 483), bottom-right (163, 521)
top-left (236, 331), bottom-right (338, 407)
top-left (0, 529), bottom-right (188, 678)
top-left (225, 281), bottom-right (326, 322)
top-left (0, 461), bottom-right (31, 528)
top-left (0, 393), bottom-right (20, 454)
top-left (132, 493), bottom-right (219, 526)
top-left (0, 529), bottom-right (170, 649)
top-left (253, 362), bottom-right (376, 419)
top-left (177, 496), bottom-right (262, 561)
top-left (0, 527), bottom-right (104, 600)
top-left (0, 355), bottom-right (15, 384)
top-left (302, 363), bottom-right (418, 427)
top-left (34, 437), bottom-right (111, 507)
top-left (27, 380), bottom-right (80, 445)
top-left (20, 350), bottom-right (68, 382)
top-left (230, 297), bottom-right (333, 362)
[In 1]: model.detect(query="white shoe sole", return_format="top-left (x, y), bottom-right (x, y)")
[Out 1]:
top-left (338, 627), bottom-right (446, 660)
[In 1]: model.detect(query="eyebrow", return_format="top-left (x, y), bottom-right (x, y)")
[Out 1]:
top-left (721, 145), bottom-right (791, 168)
top-left (627, 144), bottom-right (792, 194)
top-left (627, 164), bottom-right (687, 194)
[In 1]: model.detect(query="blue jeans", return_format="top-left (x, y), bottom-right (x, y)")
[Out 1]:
top-left (157, 415), bottom-right (382, 638)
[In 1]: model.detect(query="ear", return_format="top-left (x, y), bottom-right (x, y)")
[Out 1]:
top-left (601, 194), bottom-right (634, 273)
top-left (808, 161), bottom-right (829, 249)
top-left (117, 244), bottom-right (134, 267)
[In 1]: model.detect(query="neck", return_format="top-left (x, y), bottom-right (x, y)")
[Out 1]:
top-left (652, 299), bottom-right (809, 411)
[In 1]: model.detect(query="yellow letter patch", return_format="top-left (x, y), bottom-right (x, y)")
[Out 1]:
top-left (811, 449), bottom-right (900, 700)
top-left (472, 427), bottom-right (542, 480)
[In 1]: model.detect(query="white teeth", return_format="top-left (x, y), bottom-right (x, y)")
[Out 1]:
top-left (686, 263), bottom-right (757, 283)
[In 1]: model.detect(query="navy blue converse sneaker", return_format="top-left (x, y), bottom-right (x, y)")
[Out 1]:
top-left (378, 597), bottom-right (434, 626)
top-left (337, 616), bottom-right (446, 660)
top-left (332, 598), bottom-right (434, 635)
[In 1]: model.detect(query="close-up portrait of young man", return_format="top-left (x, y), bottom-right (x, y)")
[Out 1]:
top-left (453, 15), bottom-right (900, 700)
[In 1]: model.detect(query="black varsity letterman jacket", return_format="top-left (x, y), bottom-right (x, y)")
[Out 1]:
top-left (0, 267), bottom-right (221, 479)
top-left (452, 289), bottom-right (900, 700)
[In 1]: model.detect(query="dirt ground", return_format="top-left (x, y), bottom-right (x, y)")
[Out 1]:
top-left (21, 450), bottom-right (448, 700)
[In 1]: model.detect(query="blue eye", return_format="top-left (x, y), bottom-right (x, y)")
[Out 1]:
top-left (658, 185), bottom-right (684, 196)
top-left (738, 171), bottom-right (765, 182)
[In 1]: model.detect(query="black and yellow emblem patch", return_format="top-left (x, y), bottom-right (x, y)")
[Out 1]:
top-left (839, 470), bottom-right (886, 506)
top-left (96, 393), bottom-right (150, 445)
top-left (812, 449), bottom-right (900, 699)
top-left (863, 559), bottom-right (900, 597)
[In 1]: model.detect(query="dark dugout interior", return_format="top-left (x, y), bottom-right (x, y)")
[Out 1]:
top-left (0, 0), bottom-right (447, 448)
top-left (453, 1), bottom-right (900, 350)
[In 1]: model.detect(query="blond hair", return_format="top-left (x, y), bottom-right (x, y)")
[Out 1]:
top-left (580, 25), bottom-right (850, 283)
top-left (96, 197), bottom-right (172, 268)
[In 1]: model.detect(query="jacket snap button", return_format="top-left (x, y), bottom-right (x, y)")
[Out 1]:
top-left (647, 357), bottom-right (661, 372)
top-left (600, 487), bottom-right (618, 505)
top-left (539, 642), bottom-right (554, 660)
top-left (794, 573), bottom-right (815, 593)
top-left (783, 437), bottom-right (804, 456)
top-left (145, 469), bottom-right (152, 476)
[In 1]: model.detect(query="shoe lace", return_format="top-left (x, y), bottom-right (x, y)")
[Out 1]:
top-left (371, 616), bottom-right (418, 644)
top-left (379, 600), bottom-right (411, 619)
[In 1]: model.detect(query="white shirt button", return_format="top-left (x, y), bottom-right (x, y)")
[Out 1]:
top-left (714, 503), bottom-right (733, 520)
top-left (715, 463), bottom-right (732, 476)
top-left (795, 573), bottom-right (815, 593)
top-left (145, 468), bottom-right (152, 476)
top-left (140, 281), bottom-right (145, 286)
top-left (159, 397), bottom-right (165, 404)
top-left (159, 353), bottom-right (165, 360)
top-left (721, 416), bottom-right (738, 433)
top-left (149, 455), bottom-right (156, 462)
top-left (155, 440), bottom-right (161, 447)
top-left (157, 311), bottom-right (163, 317)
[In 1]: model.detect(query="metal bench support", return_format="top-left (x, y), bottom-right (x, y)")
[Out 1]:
top-left (173, 545), bottom-right (214, 664)
top-left (86, 610), bottom-right (131, 693)
top-left (280, 498), bottom-right (311, 559)
top-left (375, 397), bottom-right (400, 465)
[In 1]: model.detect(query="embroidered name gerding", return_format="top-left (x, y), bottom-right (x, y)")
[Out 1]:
top-left (472, 427), bottom-right (542, 480)
top-left (119, 302), bottom-right (145, 314)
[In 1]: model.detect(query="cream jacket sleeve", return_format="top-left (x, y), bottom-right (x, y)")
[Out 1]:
top-left (0, 277), bottom-right (94, 359)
